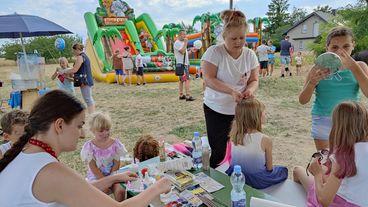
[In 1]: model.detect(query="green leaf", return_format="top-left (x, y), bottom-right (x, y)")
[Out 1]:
top-left (93, 29), bottom-right (106, 45)
top-left (192, 15), bottom-right (202, 26)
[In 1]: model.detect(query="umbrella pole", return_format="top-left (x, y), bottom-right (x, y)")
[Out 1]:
top-left (19, 32), bottom-right (31, 79)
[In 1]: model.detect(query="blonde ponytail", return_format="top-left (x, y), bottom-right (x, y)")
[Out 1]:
top-left (220, 10), bottom-right (248, 37)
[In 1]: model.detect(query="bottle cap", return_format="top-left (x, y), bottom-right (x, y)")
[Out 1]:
top-left (234, 165), bottom-right (241, 173)
top-left (194, 132), bottom-right (200, 137)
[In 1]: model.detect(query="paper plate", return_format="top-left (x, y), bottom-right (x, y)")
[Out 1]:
top-left (315, 52), bottom-right (343, 74)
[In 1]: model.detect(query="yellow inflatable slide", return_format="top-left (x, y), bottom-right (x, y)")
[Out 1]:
top-left (85, 39), bottom-right (179, 84)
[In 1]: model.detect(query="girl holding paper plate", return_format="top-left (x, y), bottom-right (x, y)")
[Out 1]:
top-left (298, 26), bottom-right (368, 151)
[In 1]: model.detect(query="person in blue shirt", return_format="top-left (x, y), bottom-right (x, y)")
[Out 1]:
top-left (267, 40), bottom-right (276, 76)
top-left (280, 36), bottom-right (293, 77)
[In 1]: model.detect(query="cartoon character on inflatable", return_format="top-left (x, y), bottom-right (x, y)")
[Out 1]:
top-left (110, 0), bottom-right (129, 17)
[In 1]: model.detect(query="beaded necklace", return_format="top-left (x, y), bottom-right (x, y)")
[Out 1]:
top-left (28, 138), bottom-right (58, 160)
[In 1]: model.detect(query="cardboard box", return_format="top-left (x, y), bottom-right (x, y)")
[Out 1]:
top-left (21, 89), bottom-right (39, 112)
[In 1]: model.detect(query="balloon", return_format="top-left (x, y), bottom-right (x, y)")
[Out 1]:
top-left (193, 40), bottom-right (202, 50)
top-left (54, 38), bottom-right (65, 51)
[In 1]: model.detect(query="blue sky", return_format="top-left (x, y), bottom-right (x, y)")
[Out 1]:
top-left (0, 0), bottom-right (357, 46)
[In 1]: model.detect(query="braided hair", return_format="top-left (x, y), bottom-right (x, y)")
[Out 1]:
top-left (0, 90), bottom-right (85, 172)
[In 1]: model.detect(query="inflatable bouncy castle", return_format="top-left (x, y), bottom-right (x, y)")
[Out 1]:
top-left (84, 0), bottom-right (178, 83)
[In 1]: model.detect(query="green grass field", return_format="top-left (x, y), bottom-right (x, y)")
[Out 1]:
top-left (0, 54), bottom-right (367, 177)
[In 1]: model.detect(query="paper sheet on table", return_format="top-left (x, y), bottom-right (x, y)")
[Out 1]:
top-left (118, 156), bottom-right (160, 173)
top-left (194, 172), bottom-right (224, 193)
top-left (250, 197), bottom-right (296, 207)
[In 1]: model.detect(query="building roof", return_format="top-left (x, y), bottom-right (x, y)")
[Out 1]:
top-left (283, 11), bottom-right (333, 35)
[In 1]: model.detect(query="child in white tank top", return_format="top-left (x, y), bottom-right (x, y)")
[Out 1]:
top-left (224, 98), bottom-right (288, 189)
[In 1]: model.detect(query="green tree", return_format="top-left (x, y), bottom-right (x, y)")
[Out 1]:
top-left (266, 0), bottom-right (290, 34)
top-left (308, 2), bottom-right (368, 55)
top-left (0, 35), bottom-right (81, 61)
top-left (268, 24), bottom-right (292, 51)
top-left (290, 7), bottom-right (307, 24)
top-left (313, 5), bottom-right (334, 13)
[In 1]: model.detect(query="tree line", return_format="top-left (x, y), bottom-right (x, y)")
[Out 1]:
top-left (0, 35), bottom-right (82, 62)
top-left (264, 0), bottom-right (367, 54)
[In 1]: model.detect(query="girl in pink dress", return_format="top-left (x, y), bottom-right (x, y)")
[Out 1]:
top-left (81, 111), bottom-right (127, 201)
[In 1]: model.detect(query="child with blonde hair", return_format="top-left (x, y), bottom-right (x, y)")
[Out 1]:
top-left (293, 101), bottom-right (368, 206)
top-left (295, 51), bottom-right (302, 75)
top-left (81, 111), bottom-right (128, 201)
top-left (133, 135), bottom-right (159, 163)
top-left (51, 57), bottom-right (75, 95)
top-left (224, 98), bottom-right (288, 189)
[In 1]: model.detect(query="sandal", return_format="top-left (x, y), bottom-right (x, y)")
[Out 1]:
top-left (179, 95), bottom-right (186, 100)
top-left (186, 96), bottom-right (195, 101)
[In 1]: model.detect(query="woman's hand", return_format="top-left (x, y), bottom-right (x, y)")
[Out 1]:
top-left (153, 177), bottom-right (172, 194)
top-left (114, 171), bottom-right (138, 182)
top-left (242, 89), bottom-right (254, 99)
top-left (308, 158), bottom-right (323, 176)
top-left (231, 90), bottom-right (244, 103)
top-left (308, 65), bottom-right (330, 86)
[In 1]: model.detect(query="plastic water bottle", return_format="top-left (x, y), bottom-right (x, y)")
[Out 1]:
top-left (192, 132), bottom-right (202, 169)
top-left (231, 165), bottom-right (246, 207)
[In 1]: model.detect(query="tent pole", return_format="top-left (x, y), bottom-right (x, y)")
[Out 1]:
top-left (19, 32), bottom-right (31, 79)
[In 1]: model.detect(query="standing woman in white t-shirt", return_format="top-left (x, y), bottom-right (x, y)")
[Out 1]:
top-left (201, 10), bottom-right (259, 168)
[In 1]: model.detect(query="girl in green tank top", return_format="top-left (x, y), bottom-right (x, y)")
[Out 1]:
top-left (298, 26), bottom-right (368, 151)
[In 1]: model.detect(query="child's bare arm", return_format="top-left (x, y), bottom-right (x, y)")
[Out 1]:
top-left (111, 159), bottom-right (120, 173)
top-left (262, 136), bottom-right (273, 171)
top-left (51, 68), bottom-right (59, 80)
top-left (89, 160), bottom-right (105, 179)
top-left (311, 160), bottom-right (342, 206)
top-left (298, 66), bottom-right (329, 104)
top-left (63, 69), bottom-right (74, 81)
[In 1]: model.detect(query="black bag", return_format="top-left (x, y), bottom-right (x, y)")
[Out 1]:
top-left (175, 64), bottom-right (185, 76)
top-left (73, 74), bottom-right (88, 87)
top-left (175, 52), bottom-right (186, 76)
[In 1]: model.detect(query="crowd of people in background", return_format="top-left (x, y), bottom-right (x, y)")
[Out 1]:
top-left (254, 35), bottom-right (303, 78)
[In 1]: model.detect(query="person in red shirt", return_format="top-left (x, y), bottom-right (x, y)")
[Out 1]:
top-left (111, 49), bottom-right (126, 85)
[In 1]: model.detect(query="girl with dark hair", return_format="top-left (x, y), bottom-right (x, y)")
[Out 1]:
top-left (0, 90), bottom-right (171, 207)
top-left (299, 26), bottom-right (368, 151)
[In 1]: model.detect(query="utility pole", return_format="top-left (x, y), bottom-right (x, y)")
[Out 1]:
top-left (230, 0), bottom-right (233, 10)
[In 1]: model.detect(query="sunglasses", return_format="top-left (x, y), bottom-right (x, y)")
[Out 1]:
top-left (306, 149), bottom-right (329, 176)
